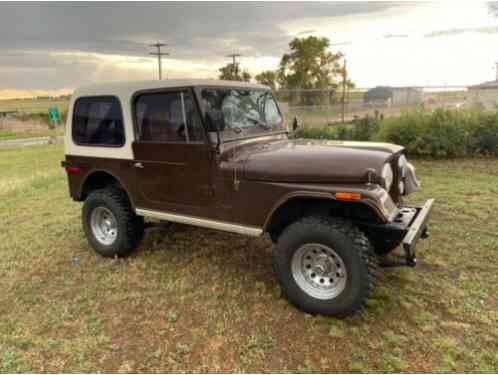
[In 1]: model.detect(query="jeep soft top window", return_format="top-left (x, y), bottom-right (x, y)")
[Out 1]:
top-left (72, 96), bottom-right (125, 146)
top-left (134, 90), bottom-right (203, 143)
top-left (199, 88), bottom-right (284, 140)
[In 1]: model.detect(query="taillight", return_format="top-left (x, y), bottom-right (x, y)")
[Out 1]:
top-left (61, 160), bottom-right (80, 174)
top-left (65, 166), bottom-right (81, 174)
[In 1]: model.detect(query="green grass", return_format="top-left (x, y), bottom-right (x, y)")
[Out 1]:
top-left (0, 144), bottom-right (497, 372)
top-left (0, 130), bottom-right (64, 141)
top-left (0, 98), bottom-right (69, 114)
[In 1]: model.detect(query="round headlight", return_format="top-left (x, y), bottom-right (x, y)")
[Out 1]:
top-left (398, 155), bottom-right (407, 177)
top-left (382, 163), bottom-right (394, 191)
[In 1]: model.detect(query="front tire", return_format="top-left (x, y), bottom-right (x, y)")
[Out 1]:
top-left (82, 187), bottom-right (144, 257)
top-left (272, 216), bottom-right (378, 317)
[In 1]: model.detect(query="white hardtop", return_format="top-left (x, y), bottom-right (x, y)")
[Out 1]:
top-left (73, 79), bottom-right (270, 98)
top-left (66, 79), bottom-right (270, 160)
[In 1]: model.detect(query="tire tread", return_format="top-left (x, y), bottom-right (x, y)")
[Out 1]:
top-left (272, 215), bottom-right (378, 317)
top-left (82, 187), bottom-right (144, 257)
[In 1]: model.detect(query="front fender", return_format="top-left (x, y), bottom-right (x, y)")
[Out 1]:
top-left (262, 185), bottom-right (398, 233)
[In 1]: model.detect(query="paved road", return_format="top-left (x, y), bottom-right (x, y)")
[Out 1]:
top-left (0, 135), bottom-right (64, 147)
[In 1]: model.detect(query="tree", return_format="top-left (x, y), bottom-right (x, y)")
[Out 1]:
top-left (241, 71), bottom-right (251, 82)
top-left (218, 63), bottom-right (251, 82)
top-left (278, 36), bottom-right (343, 91)
top-left (255, 70), bottom-right (278, 90)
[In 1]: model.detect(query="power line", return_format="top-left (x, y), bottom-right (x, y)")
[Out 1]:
top-left (149, 42), bottom-right (169, 80)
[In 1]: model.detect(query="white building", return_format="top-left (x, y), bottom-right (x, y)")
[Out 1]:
top-left (390, 87), bottom-right (423, 106)
top-left (363, 86), bottom-right (423, 106)
top-left (467, 80), bottom-right (498, 109)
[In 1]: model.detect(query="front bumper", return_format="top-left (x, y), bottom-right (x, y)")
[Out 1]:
top-left (401, 199), bottom-right (435, 266)
top-left (359, 198), bottom-right (435, 267)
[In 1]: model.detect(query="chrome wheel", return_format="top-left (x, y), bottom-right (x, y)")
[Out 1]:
top-left (291, 243), bottom-right (347, 300)
top-left (90, 207), bottom-right (118, 246)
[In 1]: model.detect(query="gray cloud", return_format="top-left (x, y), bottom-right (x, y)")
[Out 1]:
top-left (0, 1), bottom-right (404, 91)
top-left (488, 2), bottom-right (498, 16)
top-left (425, 26), bottom-right (498, 38)
top-left (297, 29), bottom-right (318, 35)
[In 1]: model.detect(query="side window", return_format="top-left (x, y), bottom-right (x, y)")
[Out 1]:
top-left (135, 91), bottom-right (204, 143)
top-left (72, 96), bottom-right (124, 146)
top-left (264, 96), bottom-right (283, 125)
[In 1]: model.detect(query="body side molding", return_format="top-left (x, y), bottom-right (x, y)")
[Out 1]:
top-left (135, 208), bottom-right (263, 237)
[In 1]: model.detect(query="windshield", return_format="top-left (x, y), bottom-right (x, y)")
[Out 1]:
top-left (199, 87), bottom-right (284, 140)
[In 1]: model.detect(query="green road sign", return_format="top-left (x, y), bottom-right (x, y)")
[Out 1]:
top-left (48, 107), bottom-right (60, 123)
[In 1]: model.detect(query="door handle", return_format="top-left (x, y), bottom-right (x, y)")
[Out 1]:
top-left (133, 162), bottom-right (144, 169)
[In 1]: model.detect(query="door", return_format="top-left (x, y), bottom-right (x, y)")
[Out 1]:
top-left (131, 88), bottom-right (214, 215)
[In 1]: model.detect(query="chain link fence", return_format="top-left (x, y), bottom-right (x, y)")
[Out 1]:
top-left (2, 85), bottom-right (496, 132)
top-left (276, 85), bottom-right (472, 127)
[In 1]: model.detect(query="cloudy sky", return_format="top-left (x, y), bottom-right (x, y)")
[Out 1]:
top-left (1, 1), bottom-right (498, 98)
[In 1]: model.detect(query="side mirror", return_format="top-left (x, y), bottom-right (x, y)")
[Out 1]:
top-left (292, 116), bottom-right (300, 131)
top-left (205, 109), bottom-right (226, 132)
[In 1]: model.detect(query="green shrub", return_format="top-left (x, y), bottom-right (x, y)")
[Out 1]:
top-left (376, 109), bottom-right (468, 158)
top-left (351, 112), bottom-right (381, 141)
top-left (294, 124), bottom-right (346, 140)
top-left (294, 107), bottom-right (498, 159)
top-left (466, 110), bottom-right (498, 156)
top-left (374, 111), bottom-right (421, 152)
top-left (336, 125), bottom-right (353, 140)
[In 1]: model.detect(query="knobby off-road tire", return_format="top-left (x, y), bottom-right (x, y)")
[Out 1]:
top-left (272, 216), bottom-right (378, 317)
top-left (82, 187), bottom-right (144, 257)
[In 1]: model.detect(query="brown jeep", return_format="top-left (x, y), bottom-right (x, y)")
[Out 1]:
top-left (62, 79), bottom-right (434, 317)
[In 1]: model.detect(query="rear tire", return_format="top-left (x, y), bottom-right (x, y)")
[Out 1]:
top-left (272, 216), bottom-right (378, 317)
top-left (82, 187), bottom-right (144, 257)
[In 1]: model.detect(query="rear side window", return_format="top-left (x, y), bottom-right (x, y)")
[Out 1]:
top-left (72, 96), bottom-right (125, 146)
top-left (134, 90), bottom-right (204, 143)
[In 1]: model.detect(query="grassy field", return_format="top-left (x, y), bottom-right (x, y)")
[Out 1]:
top-left (0, 130), bottom-right (64, 141)
top-left (0, 144), bottom-right (497, 372)
top-left (0, 99), bottom-right (69, 114)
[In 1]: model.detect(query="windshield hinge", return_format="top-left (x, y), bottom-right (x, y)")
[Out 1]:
top-left (233, 160), bottom-right (241, 191)
top-left (233, 177), bottom-right (240, 192)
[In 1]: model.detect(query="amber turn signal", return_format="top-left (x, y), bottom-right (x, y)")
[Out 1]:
top-left (335, 192), bottom-right (362, 201)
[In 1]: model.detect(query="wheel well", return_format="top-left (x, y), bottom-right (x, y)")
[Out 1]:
top-left (265, 197), bottom-right (381, 240)
top-left (81, 171), bottom-right (124, 201)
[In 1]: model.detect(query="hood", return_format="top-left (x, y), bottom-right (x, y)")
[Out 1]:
top-left (223, 138), bottom-right (403, 184)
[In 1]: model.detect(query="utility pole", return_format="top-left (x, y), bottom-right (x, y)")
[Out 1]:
top-left (341, 58), bottom-right (347, 124)
top-left (149, 42), bottom-right (169, 80)
top-left (330, 42), bottom-right (351, 124)
top-left (226, 53), bottom-right (241, 79)
top-left (495, 62), bottom-right (498, 81)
